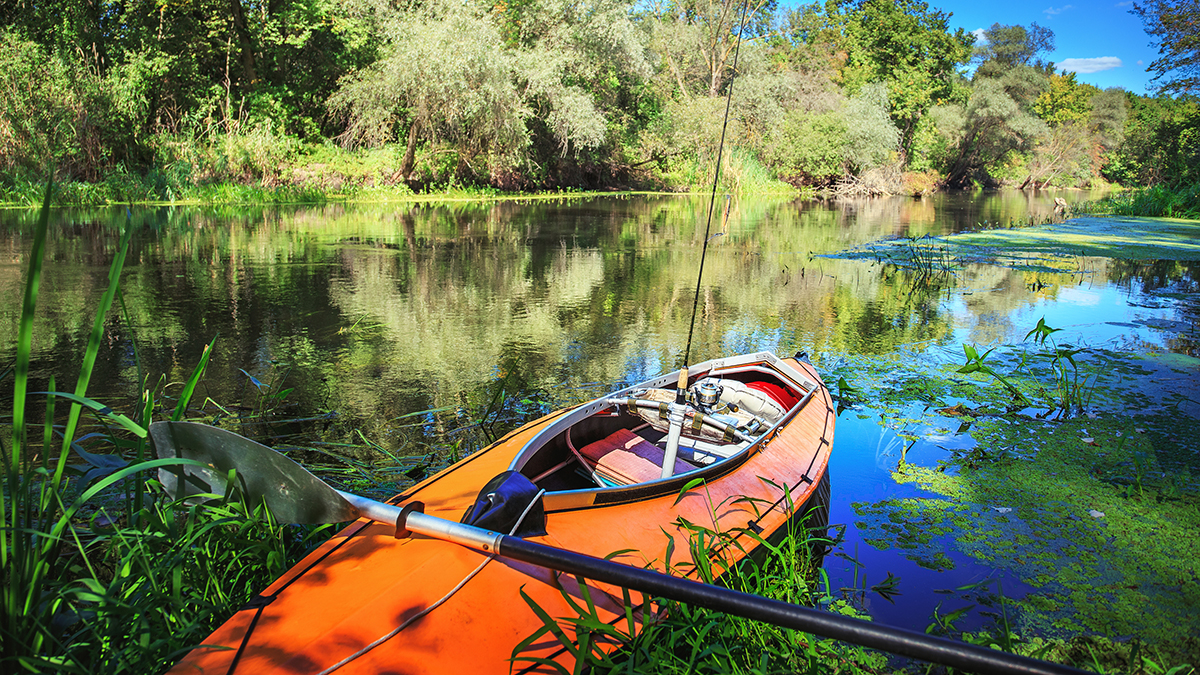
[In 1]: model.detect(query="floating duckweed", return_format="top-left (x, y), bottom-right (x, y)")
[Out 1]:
top-left (842, 341), bottom-right (1200, 662)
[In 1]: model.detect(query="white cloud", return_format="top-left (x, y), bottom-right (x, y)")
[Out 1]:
top-left (1059, 57), bottom-right (1123, 73)
top-left (1044, 4), bottom-right (1074, 15)
top-left (972, 28), bottom-right (988, 44)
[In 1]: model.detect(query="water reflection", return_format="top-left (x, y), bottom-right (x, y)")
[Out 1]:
top-left (0, 190), bottom-right (1179, 444)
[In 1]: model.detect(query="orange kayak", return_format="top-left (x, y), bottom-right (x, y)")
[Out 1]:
top-left (167, 352), bottom-right (834, 675)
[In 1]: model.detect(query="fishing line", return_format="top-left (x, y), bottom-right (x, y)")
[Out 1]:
top-left (681, 0), bottom-right (752, 370)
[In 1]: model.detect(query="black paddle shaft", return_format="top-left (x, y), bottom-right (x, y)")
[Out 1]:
top-left (498, 536), bottom-right (1089, 675)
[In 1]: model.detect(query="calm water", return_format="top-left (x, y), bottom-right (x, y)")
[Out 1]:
top-left (2, 190), bottom-right (1195, 635)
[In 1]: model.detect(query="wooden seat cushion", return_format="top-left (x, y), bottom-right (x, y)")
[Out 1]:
top-left (578, 428), bottom-right (697, 485)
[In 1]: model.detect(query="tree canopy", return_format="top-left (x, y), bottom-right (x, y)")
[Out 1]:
top-left (1132, 0), bottom-right (1200, 94)
top-left (973, 22), bottom-right (1055, 78)
top-left (0, 0), bottom-right (1194, 194)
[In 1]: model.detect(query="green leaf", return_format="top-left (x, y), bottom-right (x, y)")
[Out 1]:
top-left (12, 180), bottom-right (52, 462)
top-left (516, 586), bottom-right (578, 660)
top-left (36, 392), bottom-right (147, 438)
top-left (174, 336), bottom-right (217, 420)
top-left (673, 477), bottom-right (706, 506)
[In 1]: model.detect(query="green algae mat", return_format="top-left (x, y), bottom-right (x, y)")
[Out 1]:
top-left (829, 216), bottom-right (1200, 274)
top-left (820, 215), bottom-right (1200, 668)
top-left (827, 349), bottom-right (1200, 666)
top-left (952, 217), bottom-right (1200, 261)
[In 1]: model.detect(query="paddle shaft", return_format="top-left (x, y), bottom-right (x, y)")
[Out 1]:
top-left (338, 492), bottom-right (1087, 675)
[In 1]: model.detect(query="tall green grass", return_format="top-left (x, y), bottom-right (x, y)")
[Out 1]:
top-left (1, 184), bottom-right (325, 672)
top-left (1076, 184), bottom-right (1200, 219)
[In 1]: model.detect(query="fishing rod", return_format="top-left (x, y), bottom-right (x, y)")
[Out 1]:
top-left (680, 0), bottom-right (751, 377)
top-left (663, 0), bottom-right (753, 475)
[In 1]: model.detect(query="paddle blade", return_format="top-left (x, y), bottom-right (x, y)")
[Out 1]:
top-left (149, 421), bottom-right (360, 524)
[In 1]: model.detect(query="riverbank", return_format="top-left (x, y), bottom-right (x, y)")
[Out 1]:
top-left (3, 142), bottom-right (1150, 208)
top-left (1076, 183), bottom-right (1200, 219)
top-left (0, 176), bottom-right (807, 209)
top-left (23, 161), bottom-right (1198, 212)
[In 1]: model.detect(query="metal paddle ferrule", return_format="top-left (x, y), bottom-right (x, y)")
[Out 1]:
top-left (337, 490), bottom-right (503, 554)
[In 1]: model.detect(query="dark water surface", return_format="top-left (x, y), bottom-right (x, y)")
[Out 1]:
top-left (2, 189), bottom-right (1195, 638)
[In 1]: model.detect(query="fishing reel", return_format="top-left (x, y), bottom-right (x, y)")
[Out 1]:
top-left (692, 378), bottom-right (724, 411)
top-left (690, 378), bottom-right (742, 421)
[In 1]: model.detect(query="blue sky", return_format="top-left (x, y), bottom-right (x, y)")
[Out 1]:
top-left (934, 0), bottom-right (1161, 93)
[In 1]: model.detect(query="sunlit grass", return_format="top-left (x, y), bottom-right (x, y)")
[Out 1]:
top-left (513, 478), bottom-right (887, 674)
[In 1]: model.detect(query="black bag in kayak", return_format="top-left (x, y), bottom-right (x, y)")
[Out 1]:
top-left (460, 471), bottom-right (547, 538)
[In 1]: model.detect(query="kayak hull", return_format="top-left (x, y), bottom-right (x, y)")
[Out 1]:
top-left (168, 353), bottom-right (834, 674)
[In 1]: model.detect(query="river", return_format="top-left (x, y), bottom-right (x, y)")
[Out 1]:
top-left (2, 190), bottom-right (1197, 649)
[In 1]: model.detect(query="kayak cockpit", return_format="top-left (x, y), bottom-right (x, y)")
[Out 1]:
top-left (509, 353), bottom-right (814, 497)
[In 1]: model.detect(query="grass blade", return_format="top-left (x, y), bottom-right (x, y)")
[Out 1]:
top-left (10, 180), bottom-right (52, 463)
top-left (173, 336), bottom-right (217, 421)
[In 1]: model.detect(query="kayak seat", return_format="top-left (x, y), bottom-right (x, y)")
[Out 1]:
top-left (577, 428), bottom-right (698, 485)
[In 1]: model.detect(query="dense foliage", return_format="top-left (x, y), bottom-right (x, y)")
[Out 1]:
top-left (0, 0), bottom-right (1197, 199)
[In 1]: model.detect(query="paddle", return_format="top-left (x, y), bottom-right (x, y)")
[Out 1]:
top-left (149, 421), bottom-right (1088, 675)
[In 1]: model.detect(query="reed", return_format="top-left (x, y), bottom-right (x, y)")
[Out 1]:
top-left (1075, 184), bottom-right (1200, 219)
top-left (1, 185), bottom-right (325, 672)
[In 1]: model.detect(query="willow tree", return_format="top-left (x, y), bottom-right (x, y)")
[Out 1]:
top-left (646, 0), bottom-right (778, 99)
top-left (328, 2), bottom-right (529, 178)
top-left (329, 0), bottom-right (648, 182)
top-left (936, 73), bottom-right (1048, 186)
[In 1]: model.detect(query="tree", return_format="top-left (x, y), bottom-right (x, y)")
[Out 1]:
top-left (329, 0), bottom-right (650, 183)
top-left (777, 0), bottom-right (850, 75)
top-left (935, 75), bottom-right (1048, 186)
top-left (1132, 0), bottom-right (1200, 94)
top-left (842, 82), bottom-right (899, 171)
top-left (1106, 93), bottom-right (1200, 185)
top-left (328, 2), bottom-right (530, 176)
top-left (973, 22), bottom-right (1055, 78)
top-left (1034, 72), bottom-right (1093, 126)
top-left (1089, 88), bottom-right (1129, 152)
top-left (840, 0), bottom-right (973, 160)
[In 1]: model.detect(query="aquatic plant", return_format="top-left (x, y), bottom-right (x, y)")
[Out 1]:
top-left (901, 234), bottom-right (954, 282)
top-left (1076, 183), bottom-right (1200, 220)
top-left (1021, 318), bottom-right (1098, 418)
top-left (955, 318), bottom-right (1097, 418)
top-left (956, 344), bottom-right (1032, 409)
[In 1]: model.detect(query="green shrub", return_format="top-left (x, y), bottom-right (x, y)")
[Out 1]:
top-left (763, 110), bottom-right (847, 186)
